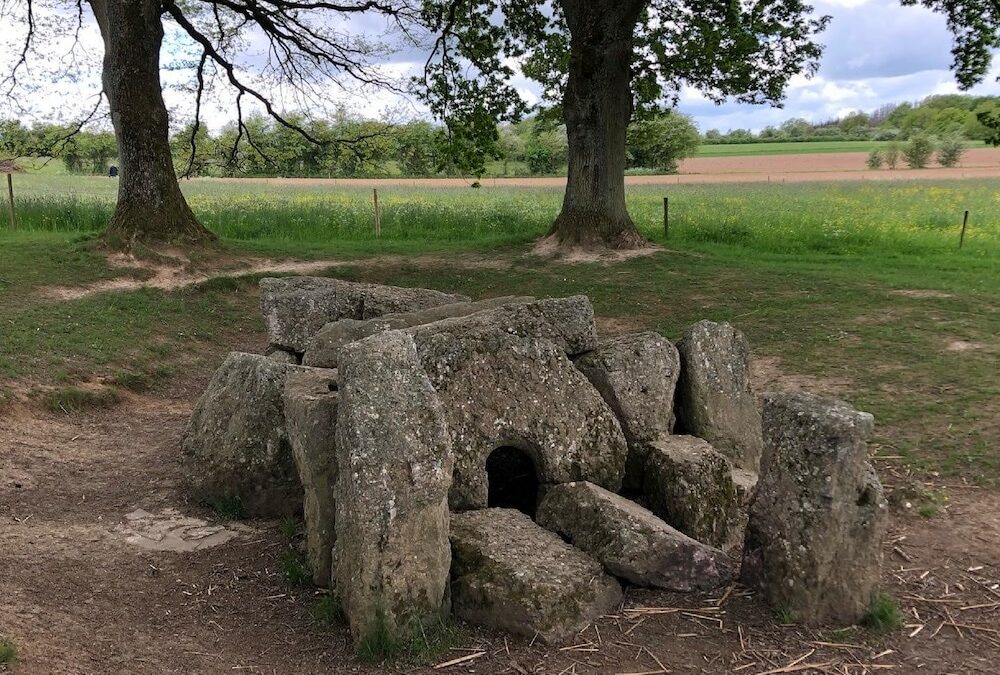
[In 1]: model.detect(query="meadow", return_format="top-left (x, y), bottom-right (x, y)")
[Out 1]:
top-left (6, 173), bottom-right (999, 256)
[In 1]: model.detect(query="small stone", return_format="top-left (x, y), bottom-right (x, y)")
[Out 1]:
top-left (266, 347), bottom-right (300, 365)
top-left (260, 276), bottom-right (468, 353)
top-left (450, 508), bottom-right (622, 643)
top-left (334, 331), bottom-right (454, 640)
top-left (537, 482), bottom-right (731, 591)
top-left (741, 392), bottom-right (888, 625)
top-left (181, 352), bottom-right (305, 518)
top-left (674, 320), bottom-right (764, 471)
top-left (302, 296), bottom-right (534, 368)
top-left (283, 367), bottom-right (338, 587)
top-left (638, 435), bottom-right (742, 550)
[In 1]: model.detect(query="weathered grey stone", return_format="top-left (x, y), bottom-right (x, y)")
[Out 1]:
top-left (260, 276), bottom-right (468, 353)
top-left (675, 320), bottom-right (764, 471)
top-left (450, 508), bottom-right (622, 643)
top-left (741, 392), bottom-right (887, 625)
top-left (574, 332), bottom-right (680, 489)
top-left (333, 331), bottom-right (454, 641)
top-left (537, 482), bottom-right (731, 591)
top-left (408, 295), bottom-right (599, 359)
top-left (639, 436), bottom-right (742, 550)
top-left (283, 367), bottom-right (338, 587)
top-left (302, 295), bottom-right (534, 368)
top-left (266, 347), bottom-right (300, 365)
top-left (410, 317), bottom-right (626, 511)
top-left (181, 352), bottom-right (304, 518)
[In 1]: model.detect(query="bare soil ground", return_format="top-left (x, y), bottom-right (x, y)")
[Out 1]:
top-left (2, 345), bottom-right (997, 674)
top-left (208, 148), bottom-right (1000, 188)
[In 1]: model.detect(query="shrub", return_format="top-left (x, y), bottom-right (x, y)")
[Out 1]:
top-left (0, 637), bottom-right (16, 667)
top-left (883, 142), bottom-right (901, 169)
top-left (903, 134), bottom-right (935, 168)
top-left (936, 135), bottom-right (966, 167)
top-left (865, 149), bottom-right (883, 169)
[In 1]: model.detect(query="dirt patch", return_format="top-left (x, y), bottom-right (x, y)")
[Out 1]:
top-left (3, 377), bottom-right (998, 673)
top-left (751, 356), bottom-right (852, 397)
top-left (946, 339), bottom-right (988, 352)
top-left (40, 255), bottom-right (347, 300)
top-left (891, 289), bottom-right (954, 300)
top-left (530, 234), bottom-right (664, 263)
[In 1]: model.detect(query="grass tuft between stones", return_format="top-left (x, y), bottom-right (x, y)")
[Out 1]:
top-left (280, 548), bottom-right (313, 586)
top-left (356, 607), bottom-right (462, 665)
top-left (862, 592), bottom-right (903, 633)
top-left (0, 637), bottom-right (17, 666)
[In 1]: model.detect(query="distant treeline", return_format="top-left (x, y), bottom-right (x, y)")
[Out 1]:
top-left (0, 111), bottom-right (702, 179)
top-left (3, 94), bottom-right (997, 178)
top-left (705, 94), bottom-right (1000, 144)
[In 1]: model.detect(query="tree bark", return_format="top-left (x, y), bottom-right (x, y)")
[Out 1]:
top-left (90, 0), bottom-right (214, 248)
top-left (550, 0), bottom-right (646, 249)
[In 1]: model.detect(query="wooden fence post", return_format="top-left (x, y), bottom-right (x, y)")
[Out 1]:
top-left (663, 196), bottom-right (669, 239)
top-left (959, 210), bottom-right (969, 249)
top-left (5, 173), bottom-right (15, 230)
top-left (373, 188), bottom-right (381, 238)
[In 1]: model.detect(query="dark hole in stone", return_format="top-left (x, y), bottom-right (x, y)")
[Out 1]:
top-left (328, 381), bottom-right (338, 392)
top-left (486, 446), bottom-right (539, 518)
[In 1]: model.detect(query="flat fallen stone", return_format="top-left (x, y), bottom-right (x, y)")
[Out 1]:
top-left (537, 482), bottom-right (731, 591)
top-left (575, 332), bottom-right (680, 489)
top-left (334, 331), bottom-right (454, 640)
top-left (408, 295), bottom-right (599, 360)
top-left (283, 367), bottom-right (339, 587)
top-left (742, 392), bottom-right (888, 625)
top-left (674, 320), bottom-right (764, 471)
top-left (260, 276), bottom-right (468, 353)
top-left (450, 508), bottom-right (622, 643)
top-left (638, 435), bottom-right (742, 550)
top-left (302, 295), bottom-right (533, 368)
top-left (181, 352), bottom-right (305, 518)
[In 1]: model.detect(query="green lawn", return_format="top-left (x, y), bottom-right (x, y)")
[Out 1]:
top-left (1, 176), bottom-right (997, 487)
top-left (695, 140), bottom-right (988, 157)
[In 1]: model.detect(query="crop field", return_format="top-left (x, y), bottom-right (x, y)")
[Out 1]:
top-left (695, 139), bottom-right (988, 157)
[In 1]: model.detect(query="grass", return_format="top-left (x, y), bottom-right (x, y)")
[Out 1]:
top-left (862, 593), bottom-right (903, 633)
top-left (280, 548), bottom-right (313, 586)
top-left (1, 176), bottom-right (997, 488)
top-left (356, 608), bottom-right (462, 664)
top-left (0, 638), bottom-right (15, 667)
top-left (41, 385), bottom-right (121, 413)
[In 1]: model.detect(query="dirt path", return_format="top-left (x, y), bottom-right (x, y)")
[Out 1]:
top-left (2, 355), bottom-right (998, 674)
top-left (202, 147), bottom-right (1000, 188)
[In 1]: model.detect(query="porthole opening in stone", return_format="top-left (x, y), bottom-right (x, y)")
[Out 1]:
top-left (486, 446), bottom-right (539, 518)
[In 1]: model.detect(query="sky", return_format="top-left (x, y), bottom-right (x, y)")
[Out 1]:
top-left (0, 0), bottom-right (998, 134)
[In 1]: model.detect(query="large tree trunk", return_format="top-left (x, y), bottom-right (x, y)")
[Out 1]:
top-left (550, 0), bottom-right (646, 249)
top-left (90, 0), bottom-right (214, 248)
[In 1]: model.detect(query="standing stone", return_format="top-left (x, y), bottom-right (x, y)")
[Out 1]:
top-left (283, 367), bottom-right (339, 587)
top-left (674, 320), bottom-right (763, 471)
top-left (639, 436), bottom-right (742, 550)
top-left (334, 331), bottom-right (454, 641)
top-left (537, 482), bottom-right (731, 591)
top-left (450, 508), bottom-right (622, 643)
top-left (260, 276), bottom-right (468, 354)
top-left (181, 352), bottom-right (304, 518)
top-left (302, 295), bottom-right (534, 368)
top-left (742, 392), bottom-right (888, 625)
top-left (574, 332), bottom-right (680, 489)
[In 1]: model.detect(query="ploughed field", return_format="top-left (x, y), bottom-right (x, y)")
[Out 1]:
top-left (0, 172), bottom-right (998, 673)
